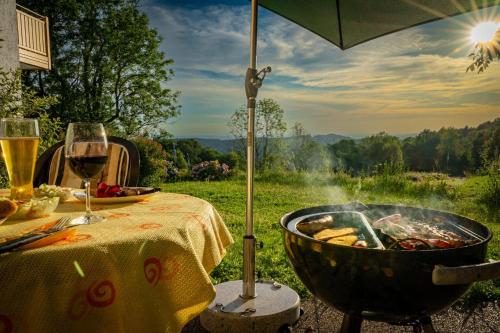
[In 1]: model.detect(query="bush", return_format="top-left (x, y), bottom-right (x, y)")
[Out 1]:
top-left (130, 136), bottom-right (168, 187)
top-left (191, 160), bottom-right (230, 180)
top-left (479, 164), bottom-right (500, 210)
top-left (165, 160), bottom-right (180, 181)
top-left (0, 69), bottom-right (61, 188)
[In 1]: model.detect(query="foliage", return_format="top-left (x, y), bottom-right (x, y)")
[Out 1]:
top-left (359, 132), bottom-right (403, 173)
top-left (467, 31), bottom-right (500, 73)
top-left (191, 160), bottom-right (230, 181)
top-left (479, 163), bottom-right (500, 212)
top-left (19, 0), bottom-right (180, 136)
top-left (329, 119), bottom-right (500, 177)
top-left (164, 160), bottom-right (180, 181)
top-left (129, 136), bottom-right (168, 187)
top-left (329, 139), bottom-right (362, 173)
top-left (160, 138), bottom-right (239, 171)
top-left (228, 98), bottom-right (287, 170)
top-left (290, 138), bottom-right (330, 173)
top-left (402, 130), bottom-right (440, 172)
top-left (219, 151), bottom-right (241, 171)
top-left (0, 69), bottom-right (58, 119)
top-left (0, 69), bottom-right (61, 187)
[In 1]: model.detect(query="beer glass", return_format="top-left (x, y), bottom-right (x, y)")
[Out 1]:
top-left (0, 118), bottom-right (40, 200)
top-left (65, 123), bottom-right (108, 224)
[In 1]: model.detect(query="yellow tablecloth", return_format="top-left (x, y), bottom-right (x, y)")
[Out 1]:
top-left (0, 192), bottom-right (233, 333)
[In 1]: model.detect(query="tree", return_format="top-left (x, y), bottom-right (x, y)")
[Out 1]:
top-left (228, 98), bottom-right (287, 170)
top-left (359, 133), bottom-right (403, 173)
top-left (435, 128), bottom-right (471, 176)
top-left (19, 0), bottom-right (180, 136)
top-left (0, 69), bottom-right (61, 152)
top-left (329, 139), bottom-right (362, 173)
top-left (0, 68), bottom-right (61, 187)
top-left (259, 99), bottom-right (287, 169)
top-left (402, 129), bottom-right (440, 172)
top-left (467, 30), bottom-right (500, 73)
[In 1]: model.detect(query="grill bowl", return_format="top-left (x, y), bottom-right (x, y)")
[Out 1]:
top-left (280, 204), bottom-right (492, 323)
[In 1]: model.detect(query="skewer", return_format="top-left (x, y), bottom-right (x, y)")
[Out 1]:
top-left (440, 220), bottom-right (485, 242)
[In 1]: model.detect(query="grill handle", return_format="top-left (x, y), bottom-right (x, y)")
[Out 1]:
top-left (432, 260), bottom-right (500, 285)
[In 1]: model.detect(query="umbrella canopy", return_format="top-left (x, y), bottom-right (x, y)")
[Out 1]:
top-left (258, 0), bottom-right (498, 50)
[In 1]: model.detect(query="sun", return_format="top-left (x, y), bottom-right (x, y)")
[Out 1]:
top-left (470, 21), bottom-right (499, 44)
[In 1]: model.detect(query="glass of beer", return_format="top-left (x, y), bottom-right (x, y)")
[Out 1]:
top-left (0, 118), bottom-right (40, 200)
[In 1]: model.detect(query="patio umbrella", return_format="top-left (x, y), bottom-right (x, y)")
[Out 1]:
top-left (202, 1), bottom-right (498, 332)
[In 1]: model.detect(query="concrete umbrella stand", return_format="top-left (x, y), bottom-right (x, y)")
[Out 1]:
top-left (200, 0), bottom-right (301, 332)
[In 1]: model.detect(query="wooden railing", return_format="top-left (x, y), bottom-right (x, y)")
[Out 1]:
top-left (16, 5), bottom-right (51, 70)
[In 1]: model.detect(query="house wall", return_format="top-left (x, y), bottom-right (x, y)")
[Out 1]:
top-left (0, 0), bottom-right (19, 71)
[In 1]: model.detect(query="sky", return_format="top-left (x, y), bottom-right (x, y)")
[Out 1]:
top-left (142, 0), bottom-right (500, 138)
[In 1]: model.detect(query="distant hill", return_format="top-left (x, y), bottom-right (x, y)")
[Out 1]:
top-left (190, 133), bottom-right (351, 153)
top-left (192, 138), bottom-right (239, 153)
top-left (312, 133), bottom-right (351, 145)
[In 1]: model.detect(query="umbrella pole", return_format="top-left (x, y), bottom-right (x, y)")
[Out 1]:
top-left (242, 0), bottom-right (259, 300)
top-left (200, 1), bottom-right (300, 330)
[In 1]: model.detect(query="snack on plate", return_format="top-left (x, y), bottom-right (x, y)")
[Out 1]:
top-left (122, 187), bottom-right (158, 196)
top-left (96, 183), bottom-right (159, 198)
top-left (96, 183), bottom-right (125, 198)
top-left (9, 197), bottom-right (60, 220)
top-left (0, 199), bottom-right (18, 221)
top-left (35, 184), bottom-right (73, 202)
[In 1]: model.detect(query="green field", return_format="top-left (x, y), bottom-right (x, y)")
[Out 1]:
top-left (161, 172), bottom-right (499, 301)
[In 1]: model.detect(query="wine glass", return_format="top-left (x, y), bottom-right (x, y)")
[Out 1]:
top-left (65, 123), bottom-right (108, 224)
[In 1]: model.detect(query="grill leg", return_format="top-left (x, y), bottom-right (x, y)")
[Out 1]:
top-left (412, 317), bottom-right (436, 333)
top-left (339, 314), bottom-right (362, 333)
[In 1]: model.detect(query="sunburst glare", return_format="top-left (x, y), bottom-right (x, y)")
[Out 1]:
top-left (470, 21), bottom-right (499, 43)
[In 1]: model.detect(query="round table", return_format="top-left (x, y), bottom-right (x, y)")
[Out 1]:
top-left (0, 192), bottom-right (233, 333)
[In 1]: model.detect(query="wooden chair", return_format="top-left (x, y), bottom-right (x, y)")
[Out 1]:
top-left (34, 136), bottom-right (140, 188)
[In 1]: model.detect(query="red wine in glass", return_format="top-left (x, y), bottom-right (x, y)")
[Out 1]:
top-left (67, 155), bottom-right (108, 179)
top-left (65, 123), bottom-right (108, 224)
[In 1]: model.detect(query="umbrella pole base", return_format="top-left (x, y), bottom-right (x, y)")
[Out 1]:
top-left (200, 280), bottom-right (300, 333)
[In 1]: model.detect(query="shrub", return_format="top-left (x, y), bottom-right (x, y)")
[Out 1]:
top-left (191, 160), bottom-right (230, 180)
top-left (0, 69), bottom-right (61, 188)
top-left (130, 136), bottom-right (168, 187)
top-left (165, 160), bottom-right (180, 181)
top-left (479, 163), bottom-right (500, 210)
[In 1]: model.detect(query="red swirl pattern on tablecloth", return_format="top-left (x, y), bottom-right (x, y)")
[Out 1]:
top-left (86, 280), bottom-right (116, 308)
top-left (144, 257), bottom-right (162, 286)
top-left (0, 314), bottom-right (13, 333)
top-left (144, 256), bottom-right (180, 285)
top-left (108, 212), bottom-right (130, 219)
top-left (190, 214), bottom-right (208, 231)
top-left (67, 291), bottom-right (89, 321)
top-left (139, 223), bottom-right (163, 230)
top-left (161, 256), bottom-right (181, 281)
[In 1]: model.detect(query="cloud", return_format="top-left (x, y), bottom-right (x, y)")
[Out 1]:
top-left (143, 2), bottom-right (500, 137)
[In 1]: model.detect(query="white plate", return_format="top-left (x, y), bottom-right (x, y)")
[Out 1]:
top-left (73, 191), bottom-right (158, 204)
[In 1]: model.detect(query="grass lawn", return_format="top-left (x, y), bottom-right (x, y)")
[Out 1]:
top-left (161, 173), bottom-right (499, 301)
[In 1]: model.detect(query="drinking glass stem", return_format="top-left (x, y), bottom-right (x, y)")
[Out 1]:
top-left (84, 178), bottom-right (92, 219)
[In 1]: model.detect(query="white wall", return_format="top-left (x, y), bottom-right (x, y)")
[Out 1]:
top-left (0, 0), bottom-right (19, 71)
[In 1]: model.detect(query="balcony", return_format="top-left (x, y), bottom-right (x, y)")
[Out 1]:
top-left (16, 5), bottom-right (51, 70)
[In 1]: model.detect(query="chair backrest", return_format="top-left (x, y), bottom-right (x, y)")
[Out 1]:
top-left (34, 136), bottom-right (140, 188)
